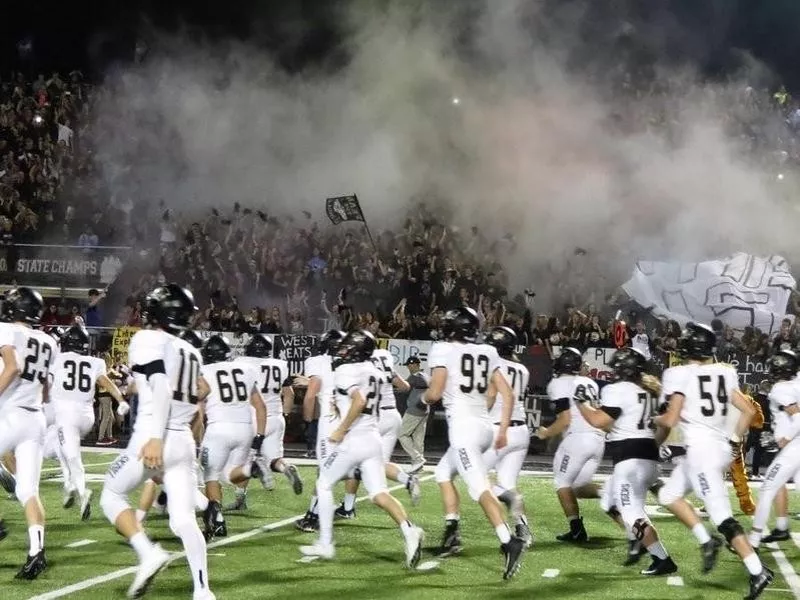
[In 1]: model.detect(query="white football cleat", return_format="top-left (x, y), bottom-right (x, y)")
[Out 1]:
top-left (192, 590), bottom-right (216, 600)
top-left (406, 476), bottom-right (422, 507)
top-left (403, 526), bottom-right (425, 569)
top-left (299, 542), bottom-right (335, 560)
top-left (127, 545), bottom-right (171, 599)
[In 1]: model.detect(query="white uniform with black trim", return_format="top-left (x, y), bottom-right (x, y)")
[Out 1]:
top-left (483, 358), bottom-right (530, 492)
top-left (200, 360), bottom-right (260, 483)
top-left (547, 375), bottom-right (604, 489)
top-left (239, 356), bottom-right (291, 463)
top-left (305, 353), bottom-right (337, 462)
top-left (750, 378), bottom-right (800, 537)
top-left (657, 363), bottom-right (740, 526)
top-left (372, 349), bottom-right (402, 463)
top-left (101, 329), bottom-right (202, 526)
top-left (0, 324), bottom-right (58, 506)
top-left (596, 381), bottom-right (660, 532)
top-left (432, 341), bottom-right (503, 501)
top-left (316, 360), bottom-right (388, 498)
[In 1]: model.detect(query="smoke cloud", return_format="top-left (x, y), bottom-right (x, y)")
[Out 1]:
top-left (90, 0), bottom-right (798, 308)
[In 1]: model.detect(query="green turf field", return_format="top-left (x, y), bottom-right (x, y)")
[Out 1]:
top-left (1, 453), bottom-right (799, 599)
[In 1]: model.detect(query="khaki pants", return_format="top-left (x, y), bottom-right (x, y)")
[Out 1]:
top-left (397, 412), bottom-right (428, 466)
top-left (98, 397), bottom-right (115, 440)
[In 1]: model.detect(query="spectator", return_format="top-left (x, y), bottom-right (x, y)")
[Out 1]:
top-left (84, 288), bottom-right (104, 327)
top-left (397, 357), bottom-right (429, 472)
top-left (78, 226), bottom-right (98, 248)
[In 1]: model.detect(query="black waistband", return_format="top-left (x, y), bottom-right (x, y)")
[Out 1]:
top-left (606, 438), bottom-right (659, 465)
top-left (494, 420), bottom-right (526, 427)
top-left (380, 406), bottom-right (397, 411)
top-left (21, 406), bottom-right (40, 413)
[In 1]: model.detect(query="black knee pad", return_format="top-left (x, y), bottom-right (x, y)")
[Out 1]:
top-left (606, 506), bottom-right (621, 520)
top-left (717, 517), bottom-right (744, 544)
top-left (632, 518), bottom-right (650, 541)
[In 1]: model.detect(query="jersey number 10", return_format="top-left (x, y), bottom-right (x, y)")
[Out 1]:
top-left (173, 349), bottom-right (200, 404)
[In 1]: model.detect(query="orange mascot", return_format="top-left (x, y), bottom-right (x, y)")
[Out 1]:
top-left (729, 393), bottom-right (764, 515)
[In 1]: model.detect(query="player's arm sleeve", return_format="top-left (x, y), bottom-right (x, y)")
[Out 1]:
top-left (129, 332), bottom-right (170, 440)
top-left (427, 343), bottom-right (447, 370)
top-left (598, 387), bottom-right (622, 419)
top-left (547, 381), bottom-right (569, 414)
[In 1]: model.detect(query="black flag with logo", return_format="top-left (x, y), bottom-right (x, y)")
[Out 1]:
top-left (325, 195), bottom-right (365, 225)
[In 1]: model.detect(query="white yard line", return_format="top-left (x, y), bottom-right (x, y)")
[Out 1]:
top-left (666, 576), bottom-right (684, 587)
top-left (27, 474), bottom-right (435, 600)
top-left (65, 539), bottom-right (96, 549)
top-left (541, 569), bottom-right (560, 578)
top-left (790, 532), bottom-right (800, 551)
top-left (41, 461), bottom-right (112, 474)
top-left (766, 542), bottom-right (800, 600)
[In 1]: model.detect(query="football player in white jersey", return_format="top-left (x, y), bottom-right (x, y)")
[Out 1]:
top-left (231, 334), bottom-right (302, 503)
top-left (748, 350), bottom-right (800, 549)
top-left (297, 330), bottom-right (345, 532)
top-left (198, 335), bottom-right (266, 541)
top-left (427, 308), bottom-right (526, 580)
top-left (0, 287), bottom-right (57, 579)
top-left (100, 284), bottom-right (215, 600)
top-left (482, 326), bottom-right (533, 547)
top-left (574, 348), bottom-right (677, 576)
top-left (537, 347), bottom-right (604, 543)
top-left (655, 323), bottom-right (773, 600)
top-left (300, 330), bottom-right (424, 568)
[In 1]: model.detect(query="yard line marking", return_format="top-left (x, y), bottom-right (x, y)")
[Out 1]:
top-left (542, 569), bottom-right (560, 578)
top-left (27, 474), bottom-right (435, 600)
top-left (42, 461), bottom-right (112, 474)
top-left (790, 532), bottom-right (800, 551)
top-left (667, 576), bottom-right (684, 587)
top-left (766, 542), bottom-right (800, 600)
top-left (208, 553), bottom-right (226, 557)
top-left (65, 539), bottom-right (96, 548)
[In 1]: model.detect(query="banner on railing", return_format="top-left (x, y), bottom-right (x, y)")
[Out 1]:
top-left (0, 244), bottom-right (130, 288)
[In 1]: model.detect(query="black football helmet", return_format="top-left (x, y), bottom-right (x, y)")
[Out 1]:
top-left (2, 287), bottom-right (44, 324)
top-left (610, 347), bottom-right (648, 381)
top-left (181, 329), bottom-right (204, 349)
top-left (245, 333), bottom-right (272, 358)
top-left (335, 330), bottom-right (377, 365)
top-left (143, 284), bottom-right (197, 333)
top-left (484, 326), bottom-right (517, 359)
top-left (202, 335), bottom-right (231, 364)
top-left (441, 306), bottom-right (480, 342)
top-left (678, 322), bottom-right (716, 360)
top-left (767, 349), bottom-right (798, 382)
top-left (553, 347), bottom-right (582, 375)
top-left (314, 329), bottom-right (345, 356)
top-left (60, 325), bottom-right (90, 354)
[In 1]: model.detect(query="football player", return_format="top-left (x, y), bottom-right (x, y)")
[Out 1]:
top-left (574, 348), bottom-right (677, 575)
top-left (100, 284), bottom-right (215, 600)
top-left (50, 324), bottom-right (126, 520)
top-left (748, 349), bottom-right (800, 548)
top-left (0, 287), bottom-right (57, 578)
top-left (296, 330), bottom-right (344, 532)
top-left (482, 326), bottom-right (533, 547)
top-left (537, 347), bottom-right (604, 543)
top-left (198, 335), bottom-right (266, 540)
top-left (300, 330), bottom-right (424, 568)
top-left (427, 308), bottom-right (526, 580)
top-left (655, 323), bottom-right (772, 600)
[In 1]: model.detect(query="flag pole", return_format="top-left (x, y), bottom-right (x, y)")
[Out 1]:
top-left (355, 193), bottom-right (378, 253)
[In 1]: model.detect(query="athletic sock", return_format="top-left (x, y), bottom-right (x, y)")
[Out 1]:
top-left (28, 525), bottom-right (44, 557)
top-left (495, 523), bottom-right (512, 544)
top-left (343, 493), bottom-right (356, 512)
top-left (647, 541), bottom-right (668, 560)
top-left (692, 523), bottom-right (711, 545)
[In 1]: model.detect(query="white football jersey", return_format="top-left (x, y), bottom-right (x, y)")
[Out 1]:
top-left (488, 358), bottom-right (528, 424)
top-left (661, 362), bottom-right (740, 446)
top-left (333, 360), bottom-right (383, 434)
top-left (305, 353), bottom-right (335, 420)
top-left (769, 379), bottom-right (800, 440)
top-left (546, 374), bottom-right (603, 436)
top-left (427, 341), bottom-right (503, 421)
top-left (129, 329), bottom-right (202, 434)
top-left (0, 324), bottom-right (58, 412)
top-left (240, 356), bottom-right (290, 417)
top-left (372, 349), bottom-right (398, 410)
top-left (50, 352), bottom-right (106, 418)
top-left (600, 381), bottom-right (657, 442)
top-left (201, 360), bottom-right (259, 425)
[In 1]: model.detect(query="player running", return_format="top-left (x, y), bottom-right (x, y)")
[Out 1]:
top-left (427, 307), bottom-right (526, 580)
top-left (655, 322), bottom-right (772, 600)
top-left (100, 284), bottom-right (215, 599)
top-left (300, 330), bottom-right (424, 568)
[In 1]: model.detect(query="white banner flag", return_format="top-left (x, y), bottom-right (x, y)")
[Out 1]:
top-left (622, 253), bottom-right (795, 336)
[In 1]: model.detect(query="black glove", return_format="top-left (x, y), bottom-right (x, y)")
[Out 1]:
top-left (251, 434), bottom-right (265, 454)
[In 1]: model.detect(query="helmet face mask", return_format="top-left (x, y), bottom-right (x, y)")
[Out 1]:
top-left (554, 347), bottom-right (583, 375)
top-left (767, 350), bottom-right (798, 382)
top-left (202, 335), bottom-right (231, 364)
top-left (145, 284), bottom-right (198, 333)
top-left (60, 325), bottom-right (90, 354)
top-left (610, 347), bottom-right (647, 382)
top-left (2, 287), bottom-right (44, 324)
top-left (335, 330), bottom-right (376, 365)
top-left (245, 334), bottom-right (272, 358)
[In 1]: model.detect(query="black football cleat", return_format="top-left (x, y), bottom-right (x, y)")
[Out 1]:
top-left (701, 535), bottom-right (723, 574)
top-left (515, 522), bottom-right (533, 548)
top-left (745, 566), bottom-right (774, 600)
top-left (295, 513), bottom-right (319, 533)
top-left (284, 464), bottom-right (304, 495)
top-left (556, 517), bottom-right (588, 543)
top-left (15, 550), bottom-right (47, 580)
top-left (501, 536), bottom-right (526, 580)
top-left (203, 502), bottom-right (227, 541)
top-left (437, 519), bottom-right (463, 558)
top-left (761, 528), bottom-right (790, 544)
top-left (334, 504), bottom-right (355, 520)
top-left (0, 519), bottom-right (7, 542)
top-left (623, 540), bottom-right (648, 566)
top-left (641, 556), bottom-right (678, 576)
